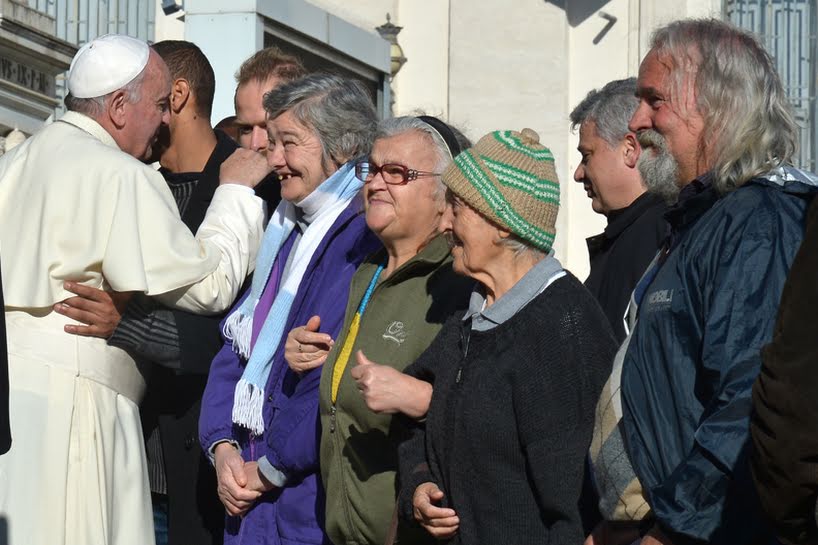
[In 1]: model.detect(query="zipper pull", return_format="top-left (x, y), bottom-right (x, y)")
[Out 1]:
top-left (330, 406), bottom-right (337, 433)
top-left (457, 324), bottom-right (470, 384)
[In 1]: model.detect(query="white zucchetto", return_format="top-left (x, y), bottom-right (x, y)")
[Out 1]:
top-left (67, 34), bottom-right (150, 99)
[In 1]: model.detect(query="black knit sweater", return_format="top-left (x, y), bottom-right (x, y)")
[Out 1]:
top-left (399, 273), bottom-right (616, 544)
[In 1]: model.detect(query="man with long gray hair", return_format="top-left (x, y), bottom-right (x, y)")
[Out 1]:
top-left (616, 18), bottom-right (818, 545)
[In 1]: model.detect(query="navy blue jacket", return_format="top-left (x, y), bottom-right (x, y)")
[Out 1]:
top-left (621, 167), bottom-right (818, 544)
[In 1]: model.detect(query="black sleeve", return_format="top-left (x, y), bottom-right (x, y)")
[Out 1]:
top-left (108, 294), bottom-right (223, 374)
top-left (108, 294), bottom-right (182, 367)
top-left (396, 419), bottom-right (431, 523)
top-left (751, 196), bottom-right (818, 545)
top-left (397, 316), bottom-right (462, 522)
top-left (172, 309), bottom-right (224, 374)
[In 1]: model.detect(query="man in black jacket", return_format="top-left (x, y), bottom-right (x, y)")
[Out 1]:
top-left (570, 78), bottom-right (667, 545)
top-left (570, 78), bottom-right (667, 342)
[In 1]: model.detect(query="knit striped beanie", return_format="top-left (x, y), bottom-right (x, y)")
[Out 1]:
top-left (442, 128), bottom-right (560, 252)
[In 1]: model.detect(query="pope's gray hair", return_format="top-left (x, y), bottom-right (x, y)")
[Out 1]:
top-left (64, 66), bottom-right (147, 116)
top-left (570, 78), bottom-right (638, 148)
top-left (650, 18), bottom-right (798, 193)
top-left (263, 73), bottom-right (377, 168)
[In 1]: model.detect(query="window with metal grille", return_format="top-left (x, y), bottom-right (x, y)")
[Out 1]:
top-left (726, 0), bottom-right (818, 172)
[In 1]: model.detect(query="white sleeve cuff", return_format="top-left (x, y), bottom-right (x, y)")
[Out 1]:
top-left (207, 439), bottom-right (241, 465)
top-left (257, 455), bottom-right (288, 487)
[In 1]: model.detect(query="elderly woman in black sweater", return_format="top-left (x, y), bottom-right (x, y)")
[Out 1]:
top-left (396, 128), bottom-right (617, 544)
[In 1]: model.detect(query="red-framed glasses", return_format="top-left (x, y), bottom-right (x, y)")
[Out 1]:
top-left (355, 161), bottom-right (442, 185)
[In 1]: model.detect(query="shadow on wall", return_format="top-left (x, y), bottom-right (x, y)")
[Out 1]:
top-left (544, 0), bottom-right (614, 27)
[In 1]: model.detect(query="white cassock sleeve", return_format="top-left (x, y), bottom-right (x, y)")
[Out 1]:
top-left (154, 185), bottom-right (265, 314)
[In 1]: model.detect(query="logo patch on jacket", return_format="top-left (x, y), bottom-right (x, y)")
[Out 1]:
top-left (646, 289), bottom-right (674, 310)
top-left (382, 321), bottom-right (407, 345)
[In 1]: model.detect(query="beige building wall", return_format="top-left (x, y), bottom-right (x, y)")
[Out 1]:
top-left (153, 0), bottom-right (723, 278)
top-left (154, 1), bottom-right (184, 41)
top-left (379, 0), bottom-right (721, 278)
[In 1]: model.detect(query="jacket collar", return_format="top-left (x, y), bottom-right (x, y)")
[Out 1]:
top-left (749, 165), bottom-right (818, 196)
top-left (363, 233), bottom-right (452, 285)
top-left (605, 192), bottom-right (666, 238)
top-left (665, 164), bottom-right (818, 232)
top-left (461, 253), bottom-right (564, 329)
top-left (58, 111), bottom-right (120, 150)
top-left (664, 173), bottom-right (719, 233)
top-left (586, 192), bottom-right (666, 255)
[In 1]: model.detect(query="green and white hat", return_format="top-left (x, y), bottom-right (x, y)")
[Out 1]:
top-left (442, 128), bottom-right (560, 252)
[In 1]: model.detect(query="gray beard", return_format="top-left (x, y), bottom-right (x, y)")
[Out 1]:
top-left (637, 129), bottom-right (682, 203)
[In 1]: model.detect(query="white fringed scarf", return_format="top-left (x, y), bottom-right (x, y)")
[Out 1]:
top-left (223, 162), bottom-right (362, 434)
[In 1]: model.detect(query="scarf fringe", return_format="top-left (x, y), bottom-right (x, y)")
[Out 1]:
top-left (223, 309), bottom-right (254, 360)
top-left (231, 379), bottom-right (266, 435)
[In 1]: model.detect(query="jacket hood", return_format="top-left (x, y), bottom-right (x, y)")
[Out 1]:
top-left (752, 165), bottom-right (818, 195)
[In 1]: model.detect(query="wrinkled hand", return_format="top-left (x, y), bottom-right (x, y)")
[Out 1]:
top-left (350, 351), bottom-right (432, 419)
top-left (285, 316), bottom-right (334, 374)
top-left (413, 482), bottom-right (459, 539)
top-left (214, 443), bottom-right (261, 517)
top-left (242, 461), bottom-right (276, 494)
top-left (53, 281), bottom-right (133, 338)
top-left (220, 148), bottom-right (275, 188)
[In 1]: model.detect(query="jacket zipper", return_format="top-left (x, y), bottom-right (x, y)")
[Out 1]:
top-left (331, 401), bottom-right (359, 541)
top-left (456, 324), bottom-right (470, 383)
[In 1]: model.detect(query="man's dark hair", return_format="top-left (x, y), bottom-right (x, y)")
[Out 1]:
top-left (152, 40), bottom-right (216, 119)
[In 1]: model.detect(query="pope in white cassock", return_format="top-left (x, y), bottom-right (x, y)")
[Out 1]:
top-left (0, 35), bottom-right (267, 545)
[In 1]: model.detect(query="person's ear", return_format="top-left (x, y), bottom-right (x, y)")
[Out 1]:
top-left (107, 90), bottom-right (128, 128)
top-left (623, 132), bottom-right (641, 169)
top-left (496, 226), bottom-right (513, 242)
top-left (170, 78), bottom-right (190, 114)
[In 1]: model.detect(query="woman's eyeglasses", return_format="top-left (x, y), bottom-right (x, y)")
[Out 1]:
top-left (355, 161), bottom-right (442, 185)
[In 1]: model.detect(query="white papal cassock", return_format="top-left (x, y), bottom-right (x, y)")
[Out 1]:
top-left (0, 111), bottom-right (265, 545)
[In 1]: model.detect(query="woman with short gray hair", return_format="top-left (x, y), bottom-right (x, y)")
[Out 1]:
top-left (199, 73), bottom-right (382, 545)
top-left (264, 73), bottom-right (378, 171)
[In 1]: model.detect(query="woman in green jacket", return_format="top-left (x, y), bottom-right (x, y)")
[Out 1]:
top-left (284, 116), bottom-right (472, 545)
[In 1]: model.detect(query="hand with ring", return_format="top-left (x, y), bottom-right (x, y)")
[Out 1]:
top-left (284, 315), bottom-right (335, 374)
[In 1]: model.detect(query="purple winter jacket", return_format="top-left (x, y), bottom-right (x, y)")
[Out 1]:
top-left (199, 198), bottom-right (381, 545)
